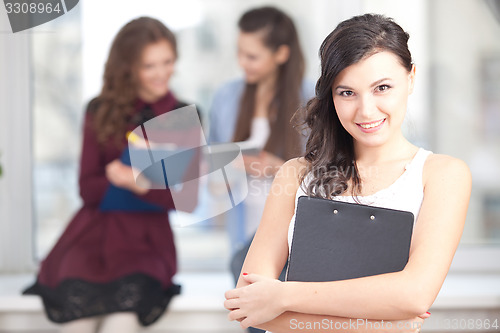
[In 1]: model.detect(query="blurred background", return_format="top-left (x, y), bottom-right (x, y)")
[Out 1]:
top-left (0, 0), bottom-right (499, 332)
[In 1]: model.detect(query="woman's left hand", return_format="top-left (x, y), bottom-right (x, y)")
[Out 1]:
top-left (224, 273), bottom-right (287, 329)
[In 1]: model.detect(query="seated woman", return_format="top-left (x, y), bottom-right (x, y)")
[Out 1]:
top-left (24, 17), bottom-right (193, 333)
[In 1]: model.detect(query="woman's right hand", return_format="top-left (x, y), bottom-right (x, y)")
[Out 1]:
top-left (105, 159), bottom-right (149, 195)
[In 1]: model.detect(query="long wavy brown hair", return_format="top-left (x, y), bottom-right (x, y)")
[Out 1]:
top-left (93, 17), bottom-right (177, 146)
top-left (233, 7), bottom-right (305, 160)
top-left (296, 14), bottom-right (413, 199)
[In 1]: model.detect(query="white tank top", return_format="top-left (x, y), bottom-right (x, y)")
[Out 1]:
top-left (240, 117), bottom-right (272, 238)
top-left (287, 147), bottom-right (433, 253)
top-left (265, 147), bottom-right (431, 333)
top-left (246, 116), bottom-right (271, 149)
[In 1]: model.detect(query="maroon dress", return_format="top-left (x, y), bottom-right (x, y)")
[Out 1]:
top-left (24, 92), bottom-right (187, 326)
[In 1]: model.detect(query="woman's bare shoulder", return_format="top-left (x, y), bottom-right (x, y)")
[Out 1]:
top-left (278, 157), bottom-right (309, 183)
top-left (268, 158), bottom-right (309, 198)
top-left (423, 153), bottom-right (472, 189)
top-left (282, 156), bottom-right (308, 169)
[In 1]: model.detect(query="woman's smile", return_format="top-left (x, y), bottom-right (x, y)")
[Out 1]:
top-left (356, 118), bottom-right (386, 133)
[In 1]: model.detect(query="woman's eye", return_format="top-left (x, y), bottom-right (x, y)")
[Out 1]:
top-left (376, 84), bottom-right (391, 92)
top-left (340, 90), bottom-right (354, 97)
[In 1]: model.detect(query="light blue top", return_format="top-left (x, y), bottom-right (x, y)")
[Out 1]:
top-left (208, 78), bottom-right (315, 144)
top-left (207, 78), bottom-right (315, 253)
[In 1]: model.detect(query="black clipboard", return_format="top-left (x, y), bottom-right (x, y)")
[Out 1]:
top-left (286, 196), bottom-right (414, 282)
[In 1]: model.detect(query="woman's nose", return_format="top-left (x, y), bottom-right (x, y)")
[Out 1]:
top-left (358, 94), bottom-right (377, 118)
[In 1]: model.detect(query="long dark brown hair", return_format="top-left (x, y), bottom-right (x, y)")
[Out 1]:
top-left (297, 14), bottom-right (413, 199)
top-left (233, 6), bottom-right (305, 160)
top-left (93, 17), bottom-right (177, 146)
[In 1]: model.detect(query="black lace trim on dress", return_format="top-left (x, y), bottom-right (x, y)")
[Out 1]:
top-left (22, 273), bottom-right (181, 326)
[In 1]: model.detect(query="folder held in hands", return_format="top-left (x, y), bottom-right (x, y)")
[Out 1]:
top-left (286, 196), bottom-right (414, 282)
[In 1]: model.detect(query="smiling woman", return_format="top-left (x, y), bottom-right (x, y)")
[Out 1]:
top-left (208, 7), bottom-right (314, 301)
top-left (136, 39), bottom-right (176, 103)
top-left (224, 13), bottom-right (471, 333)
top-left (332, 51), bottom-right (415, 149)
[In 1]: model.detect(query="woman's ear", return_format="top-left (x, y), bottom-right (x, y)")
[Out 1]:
top-left (408, 64), bottom-right (416, 95)
top-left (274, 45), bottom-right (290, 65)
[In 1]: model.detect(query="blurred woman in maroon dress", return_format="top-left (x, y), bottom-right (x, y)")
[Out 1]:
top-left (24, 17), bottom-right (189, 333)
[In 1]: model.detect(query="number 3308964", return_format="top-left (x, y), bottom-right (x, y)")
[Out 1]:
top-left (443, 318), bottom-right (498, 330)
top-left (5, 2), bottom-right (62, 14)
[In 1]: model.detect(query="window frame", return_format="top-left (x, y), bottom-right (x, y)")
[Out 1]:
top-left (0, 12), bottom-right (36, 273)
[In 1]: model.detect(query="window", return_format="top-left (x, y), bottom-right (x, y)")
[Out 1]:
top-left (364, 0), bottom-right (500, 272)
top-left (31, 0), bottom-right (362, 273)
top-left (26, 0), bottom-right (500, 275)
top-left (428, 0), bottom-right (500, 271)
